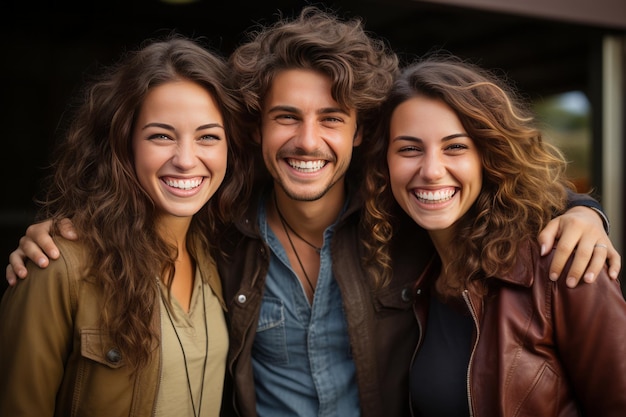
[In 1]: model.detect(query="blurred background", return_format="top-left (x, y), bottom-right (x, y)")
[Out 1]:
top-left (1, 0), bottom-right (624, 296)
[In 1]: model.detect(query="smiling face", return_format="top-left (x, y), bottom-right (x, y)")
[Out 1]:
top-left (259, 69), bottom-right (361, 202)
top-left (132, 80), bottom-right (228, 221)
top-left (387, 95), bottom-right (482, 243)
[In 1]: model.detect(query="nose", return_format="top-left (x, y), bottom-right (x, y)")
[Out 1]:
top-left (420, 151), bottom-right (445, 181)
top-left (172, 139), bottom-right (197, 170)
top-left (292, 119), bottom-right (321, 152)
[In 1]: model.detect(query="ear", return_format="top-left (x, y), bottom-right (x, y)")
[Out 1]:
top-left (352, 125), bottom-right (363, 147)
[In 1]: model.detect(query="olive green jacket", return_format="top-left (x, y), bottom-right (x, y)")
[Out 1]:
top-left (0, 237), bottom-right (225, 417)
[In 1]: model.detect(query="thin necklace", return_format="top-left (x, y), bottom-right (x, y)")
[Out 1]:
top-left (273, 192), bottom-right (322, 254)
top-left (273, 192), bottom-right (317, 293)
top-left (160, 278), bottom-right (208, 417)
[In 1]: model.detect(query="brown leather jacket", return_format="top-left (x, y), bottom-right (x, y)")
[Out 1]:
top-left (411, 243), bottom-right (626, 417)
top-left (216, 183), bottom-right (427, 417)
top-left (0, 237), bottom-right (226, 417)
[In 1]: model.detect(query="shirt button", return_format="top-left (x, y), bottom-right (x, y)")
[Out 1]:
top-left (106, 348), bottom-right (122, 364)
top-left (401, 288), bottom-right (411, 302)
top-left (237, 294), bottom-right (247, 304)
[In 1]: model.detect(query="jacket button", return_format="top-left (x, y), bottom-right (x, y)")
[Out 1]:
top-left (401, 288), bottom-right (411, 302)
top-left (237, 294), bottom-right (247, 304)
top-left (106, 348), bottom-right (122, 364)
top-left (416, 288), bottom-right (422, 295)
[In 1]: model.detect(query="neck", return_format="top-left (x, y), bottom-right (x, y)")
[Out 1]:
top-left (156, 215), bottom-right (192, 252)
top-left (156, 215), bottom-right (194, 311)
top-left (272, 182), bottom-right (346, 241)
top-left (429, 229), bottom-right (454, 271)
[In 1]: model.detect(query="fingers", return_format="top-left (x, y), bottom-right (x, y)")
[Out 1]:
top-left (606, 244), bottom-right (622, 280)
top-left (57, 218), bottom-right (78, 240)
top-left (580, 243), bottom-right (611, 284)
top-left (7, 247), bottom-right (31, 285)
top-left (542, 206), bottom-right (619, 288)
top-left (24, 221), bottom-right (61, 260)
top-left (5, 219), bottom-right (66, 287)
top-left (6, 264), bottom-right (18, 286)
top-left (537, 217), bottom-right (559, 256)
top-left (548, 227), bottom-right (582, 286)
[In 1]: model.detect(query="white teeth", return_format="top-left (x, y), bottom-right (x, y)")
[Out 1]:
top-left (415, 189), bottom-right (455, 202)
top-left (165, 178), bottom-right (202, 190)
top-left (288, 159), bottom-right (326, 172)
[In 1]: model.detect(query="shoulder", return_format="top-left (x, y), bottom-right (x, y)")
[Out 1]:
top-left (24, 237), bottom-right (91, 287)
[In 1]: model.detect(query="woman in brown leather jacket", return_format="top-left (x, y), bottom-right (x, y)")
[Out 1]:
top-left (363, 55), bottom-right (626, 416)
top-left (0, 36), bottom-right (252, 416)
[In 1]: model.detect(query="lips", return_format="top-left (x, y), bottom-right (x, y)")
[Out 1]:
top-left (162, 177), bottom-right (204, 190)
top-left (413, 187), bottom-right (457, 203)
top-left (286, 158), bottom-right (327, 173)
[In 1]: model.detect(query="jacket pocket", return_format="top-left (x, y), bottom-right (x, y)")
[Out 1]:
top-left (80, 328), bottom-right (125, 369)
top-left (510, 362), bottom-right (560, 417)
top-left (374, 283), bottom-right (414, 315)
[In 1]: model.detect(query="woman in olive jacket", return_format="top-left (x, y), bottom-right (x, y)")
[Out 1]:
top-left (0, 36), bottom-right (252, 417)
top-left (363, 55), bottom-right (626, 416)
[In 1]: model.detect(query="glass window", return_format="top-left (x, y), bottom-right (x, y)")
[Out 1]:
top-left (534, 91), bottom-right (592, 193)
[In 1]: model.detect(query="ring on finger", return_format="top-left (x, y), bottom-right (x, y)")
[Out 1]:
top-left (594, 243), bottom-right (608, 249)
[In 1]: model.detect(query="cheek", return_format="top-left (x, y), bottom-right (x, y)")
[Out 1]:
top-left (201, 146), bottom-right (229, 178)
top-left (132, 144), bottom-right (163, 190)
top-left (387, 154), bottom-right (412, 183)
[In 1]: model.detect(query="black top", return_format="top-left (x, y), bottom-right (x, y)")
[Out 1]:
top-left (410, 294), bottom-right (474, 417)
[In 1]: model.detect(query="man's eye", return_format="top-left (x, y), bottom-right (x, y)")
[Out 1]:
top-left (275, 114), bottom-right (297, 122)
top-left (399, 146), bottom-right (421, 153)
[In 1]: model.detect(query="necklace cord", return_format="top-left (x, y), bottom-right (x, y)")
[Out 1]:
top-left (273, 192), bottom-right (317, 293)
top-left (160, 279), bottom-right (208, 417)
top-left (273, 193), bottom-right (322, 254)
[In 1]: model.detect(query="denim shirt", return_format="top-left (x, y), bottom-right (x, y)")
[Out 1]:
top-left (253, 197), bottom-right (359, 417)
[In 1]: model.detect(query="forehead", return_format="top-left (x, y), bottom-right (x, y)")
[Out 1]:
top-left (391, 96), bottom-right (462, 130)
top-left (264, 69), bottom-right (353, 115)
top-left (138, 80), bottom-right (223, 121)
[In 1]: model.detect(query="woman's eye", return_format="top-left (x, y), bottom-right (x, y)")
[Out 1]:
top-left (148, 133), bottom-right (172, 141)
top-left (199, 134), bottom-right (221, 142)
top-left (446, 143), bottom-right (468, 151)
top-left (398, 146), bottom-right (421, 153)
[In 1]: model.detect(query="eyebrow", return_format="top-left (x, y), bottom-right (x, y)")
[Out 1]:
top-left (267, 105), bottom-right (351, 116)
top-left (392, 132), bottom-right (469, 143)
top-left (142, 122), bottom-right (224, 131)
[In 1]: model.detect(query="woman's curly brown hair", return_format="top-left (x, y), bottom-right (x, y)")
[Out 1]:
top-left (363, 54), bottom-right (575, 295)
top-left (36, 34), bottom-right (253, 371)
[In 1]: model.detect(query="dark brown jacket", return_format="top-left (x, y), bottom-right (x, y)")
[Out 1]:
top-left (217, 184), bottom-right (427, 417)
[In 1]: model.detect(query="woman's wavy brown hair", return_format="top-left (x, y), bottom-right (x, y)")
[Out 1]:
top-left (363, 54), bottom-right (574, 295)
top-left (36, 35), bottom-right (253, 370)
